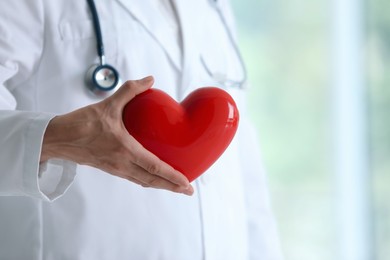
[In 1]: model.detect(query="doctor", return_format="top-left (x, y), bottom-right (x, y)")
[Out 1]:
top-left (0, 0), bottom-right (283, 259)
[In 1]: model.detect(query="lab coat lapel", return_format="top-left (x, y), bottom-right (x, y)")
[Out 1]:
top-left (115, 0), bottom-right (181, 70)
top-left (174, 0), bottom-right (202, 100)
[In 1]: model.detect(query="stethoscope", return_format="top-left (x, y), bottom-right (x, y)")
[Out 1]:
top-left (85, 0), bottom-right (120, 97)
top-left (202, 0), bottom-right (248, 89)
top-left (85, 0), bottom-right (247, 97)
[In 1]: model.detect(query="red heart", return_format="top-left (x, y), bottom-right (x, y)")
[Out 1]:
top-left (122, 87), bottom-right (239, 182)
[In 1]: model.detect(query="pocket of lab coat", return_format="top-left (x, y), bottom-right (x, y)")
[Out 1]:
top-left (58, 19), bottom-right (118, 60)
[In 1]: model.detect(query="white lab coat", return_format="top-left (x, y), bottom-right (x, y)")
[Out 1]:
top-left (0, 0), bottom-right (283, 259)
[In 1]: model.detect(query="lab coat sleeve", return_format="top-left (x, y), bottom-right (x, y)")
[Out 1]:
top-left (221, 1), bottom-right (284, 259)
top-left (0, 1), bottom-right (77, 201)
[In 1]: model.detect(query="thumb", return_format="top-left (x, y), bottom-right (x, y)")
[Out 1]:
top-left (109, 76), bottom-right (154, 107)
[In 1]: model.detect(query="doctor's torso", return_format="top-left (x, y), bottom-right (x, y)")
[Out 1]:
top-left (0, 1), bottom-right (253, 259)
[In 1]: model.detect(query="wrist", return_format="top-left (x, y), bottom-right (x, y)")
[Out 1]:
top-left (41, 115), bottom-right (67, 162)
top-left (40, 108), bottom-right (99, 163)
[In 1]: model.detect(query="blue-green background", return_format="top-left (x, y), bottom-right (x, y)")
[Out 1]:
top-left (230, 0), bottom-right (390, 259)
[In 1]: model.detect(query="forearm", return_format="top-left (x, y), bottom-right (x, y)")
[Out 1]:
top-left (40, 105), bottom-right (100, 163)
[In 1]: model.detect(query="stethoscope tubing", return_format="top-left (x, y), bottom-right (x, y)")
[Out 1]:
top-left (213, 3), bottom-right (247, 87)
top-left (87, 0), bottom-right (105, 65)
top-left (86, 0), bottom-right (247, 93)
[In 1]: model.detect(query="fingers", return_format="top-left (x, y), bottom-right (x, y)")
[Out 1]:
top-left (131, 142), bottom-right (193, 194)
top-left (125, 164), bottom-right (194, 196)
top-left (110, 76), bottom-right (154, 107)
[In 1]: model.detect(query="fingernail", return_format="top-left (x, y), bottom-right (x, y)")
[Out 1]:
top-left (182, 185), bottom-right (194, 196)
top-left (138, 76), bottom-right (154, 84)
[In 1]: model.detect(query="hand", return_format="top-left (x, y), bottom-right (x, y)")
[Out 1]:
top-left (41, 76), bottom-right (194, 196)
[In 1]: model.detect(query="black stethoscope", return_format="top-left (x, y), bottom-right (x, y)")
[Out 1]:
top-left (85, 0), bottom-right (247, 97)
top-left (85, 0), bottom-right (120, 97)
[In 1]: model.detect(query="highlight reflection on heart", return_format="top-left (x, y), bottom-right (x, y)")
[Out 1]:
top-left (123, 87), bottom-right (239, 182)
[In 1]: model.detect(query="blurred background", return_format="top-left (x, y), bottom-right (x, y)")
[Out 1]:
top-left (229, 0), bottom-right (390, 259)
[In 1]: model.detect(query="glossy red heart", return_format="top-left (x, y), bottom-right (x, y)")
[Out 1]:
top-left (123, 87), bottom-right (239, 182)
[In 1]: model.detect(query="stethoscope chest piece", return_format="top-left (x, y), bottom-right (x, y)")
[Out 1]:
top-left (86, 0), bottom-right (120, 97)
top-left (86, 63), bottom-right (120, 97)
